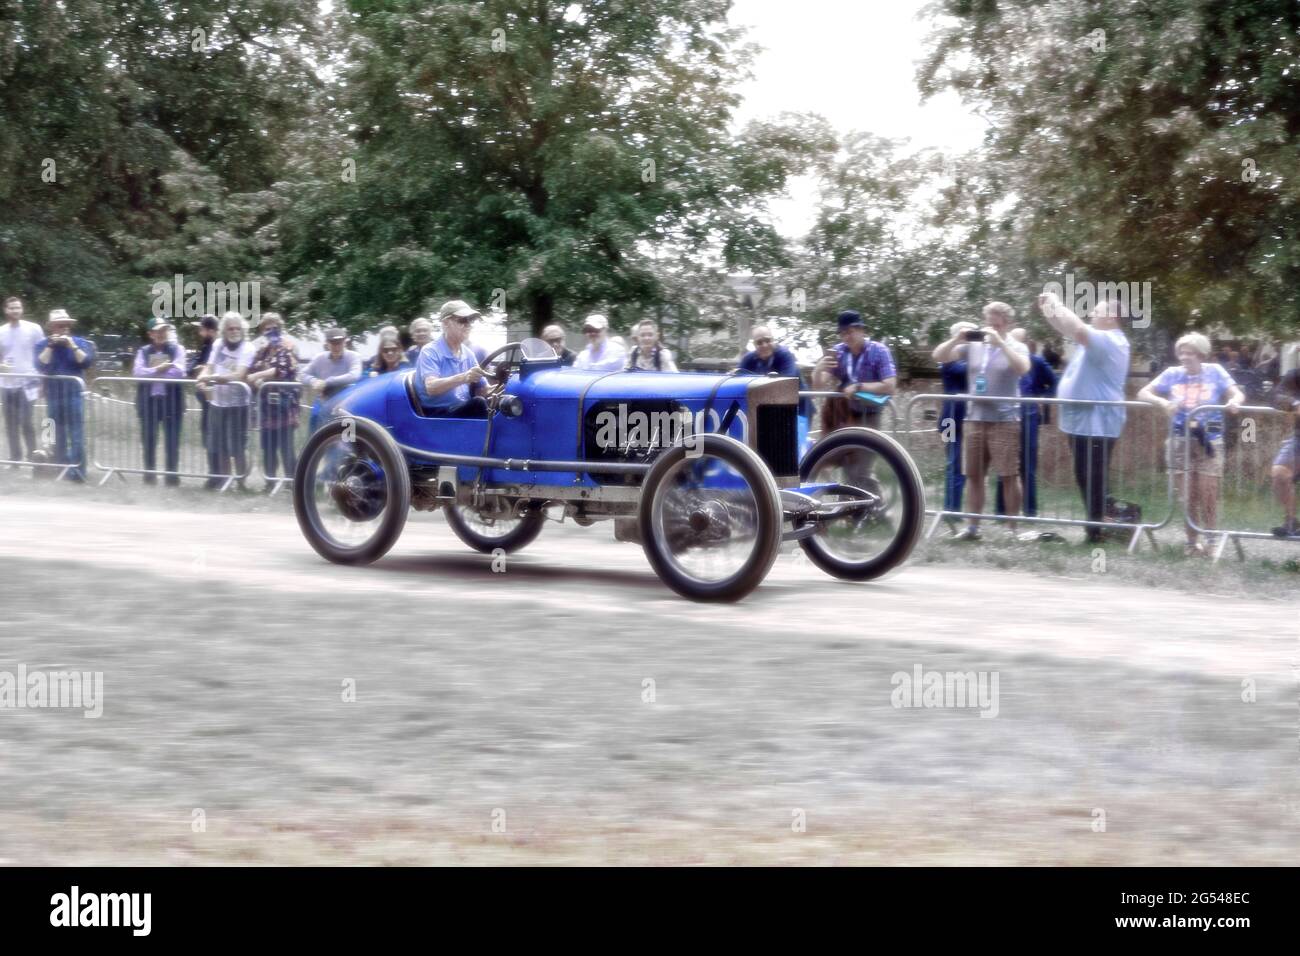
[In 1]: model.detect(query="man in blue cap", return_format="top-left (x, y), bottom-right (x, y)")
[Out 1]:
top-left (813, 310), bottom-right (897, 433)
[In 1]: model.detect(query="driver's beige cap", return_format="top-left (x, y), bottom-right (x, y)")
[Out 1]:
top-left (438, 300), bottom-right (481, 321)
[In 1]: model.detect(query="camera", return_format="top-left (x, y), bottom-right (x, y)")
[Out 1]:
top-left (1174, 417), bottom-right (1216, 457)
top-left (963, 330), bottom-right (985, 342)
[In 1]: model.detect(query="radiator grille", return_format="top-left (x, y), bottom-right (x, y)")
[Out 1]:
top-left (756, 404), bottom-right (799, 478)
top-left (583, 399), bottom-right (686, 484)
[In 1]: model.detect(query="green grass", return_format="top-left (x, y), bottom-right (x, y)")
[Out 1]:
top-left (916, 517), bottom-right (1300, 601)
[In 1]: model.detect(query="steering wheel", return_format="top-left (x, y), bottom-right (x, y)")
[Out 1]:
top-left (477, 338), bottom-right (557, 411)
top-left (480, 337), bottom-right (557, 384)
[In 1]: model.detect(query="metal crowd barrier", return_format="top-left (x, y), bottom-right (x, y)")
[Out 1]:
top-left (900, 393), bottom-right (1176, 552)
top-left (0, 372), bottom-right (93, 479)
top-left (90, 377), bottom-right (253, 490)
top-left (1179, 403), bottom-right (1300, 562)
top-left (798, 389), bottom-right (906, 442)
top-left (8, 370), bottom-right (1300, 568)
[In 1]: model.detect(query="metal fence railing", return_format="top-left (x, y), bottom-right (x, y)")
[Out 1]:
top-left (0, 372), bottom-right (93, 479)
top-left (90, 377), bottom-right (254, 489)
top-left (4, 371), bottom-right (1300, 565)
top-left (900, 393), bottom-right (1176, 552)
top-left (798, 389), bottom-right (908, 443)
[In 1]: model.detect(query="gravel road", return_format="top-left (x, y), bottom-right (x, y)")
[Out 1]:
top-left (0, 493), bottom-right (1295, 864)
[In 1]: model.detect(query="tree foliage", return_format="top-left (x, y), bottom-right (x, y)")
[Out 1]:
top-left (0, 0), bottom-right (321, 329)
top-left (277, 0), bottom-right (829, 333)
top-left (918, 0), bottom-right (1300, 336)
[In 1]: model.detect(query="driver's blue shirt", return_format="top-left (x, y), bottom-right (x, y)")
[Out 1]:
top-left (415, 335), bottom-right (476, 409)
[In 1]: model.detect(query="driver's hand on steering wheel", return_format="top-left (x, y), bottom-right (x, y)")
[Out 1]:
top-left (463, 365), bottom-right (486, 384)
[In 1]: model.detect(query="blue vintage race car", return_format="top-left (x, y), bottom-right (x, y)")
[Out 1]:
top-left (292, 338), bottom-right (924, 601)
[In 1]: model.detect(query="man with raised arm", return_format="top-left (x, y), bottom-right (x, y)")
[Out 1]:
top-left (1035, 292), bottom-right (1131, 543)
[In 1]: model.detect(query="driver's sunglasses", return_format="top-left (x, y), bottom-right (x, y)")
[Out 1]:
top-left (545, 338), bottom-right (563, 346)
top-left (448, 316), bottom-right (474, 326)
top-left (753, 337), bottom-right (773, 346)
top-left (584, 329), bottom-right (601, 335)
top-left (381, 346), bottom-right (401, 353)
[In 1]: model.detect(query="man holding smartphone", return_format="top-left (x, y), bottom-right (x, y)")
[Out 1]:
top-left (813, 311), bottom-right (897, 431)
top-left (932, 301), bottom-right (1031, 540)
top-left (34, 308), bottom-right (96, 481)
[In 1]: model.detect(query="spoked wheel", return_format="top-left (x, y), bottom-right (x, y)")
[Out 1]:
top-left (639, 434), bottom-right (782, 601)
top-left (293, 417), bottom-right (410, 564)
top-left (445, 496), bottom-right (545, 553)
top-left (798, 427), bottom-right (924, 580)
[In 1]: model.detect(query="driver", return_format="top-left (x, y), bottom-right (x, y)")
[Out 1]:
top-left (415, 300), bottom-right (492, 417)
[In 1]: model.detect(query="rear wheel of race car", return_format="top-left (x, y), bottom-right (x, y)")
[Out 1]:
top-left (294, 417), bottom-right (410, 565)
top-left (444, 498), bottom-right (546, 553)
top-left (798, 427), bottom-right (924, 581)
top-left (639, 434), bottom-right (783, 602)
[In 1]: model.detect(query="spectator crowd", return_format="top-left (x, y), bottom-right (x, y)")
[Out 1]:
top-left (2, 290), bottom-right (1298, 548)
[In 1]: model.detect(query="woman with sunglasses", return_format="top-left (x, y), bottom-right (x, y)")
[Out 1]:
top-left (366, 338), bottom-right (411, 377)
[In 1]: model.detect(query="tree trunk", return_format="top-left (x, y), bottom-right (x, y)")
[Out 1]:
top-left (529, 291), bottom-right (553, 335)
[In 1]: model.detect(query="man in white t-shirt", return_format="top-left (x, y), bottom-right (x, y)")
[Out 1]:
top-left (0, 296), bottom-right (43, 462)
top-left (573, 314), bottom-right (627, 372)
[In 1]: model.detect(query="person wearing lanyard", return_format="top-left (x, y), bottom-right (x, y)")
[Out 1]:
top-left (994, 328), bottom-right (1057, 518)
top-left (814, 311), bottom-right (897, 428)
top-left (810, 312), bottom-right (897, 490)
top-left (932, 301), bottom-right (1031, 540)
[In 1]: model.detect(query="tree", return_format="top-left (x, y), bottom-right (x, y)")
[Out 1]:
top-left (918, 0), bottom-right (1300, 338)
top-left (757, 134), bottom-right (1018, 360)
top-left (0, 0), bottom-right (323, 331)
top-left (276, 0), bottom-right (831, 333)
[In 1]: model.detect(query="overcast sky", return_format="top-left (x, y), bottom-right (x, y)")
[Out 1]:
top-left (728, 0), bottom-right (988, 236)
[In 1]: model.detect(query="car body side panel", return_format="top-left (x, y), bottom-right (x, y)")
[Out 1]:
top-left (324, 363), bottom-right (772, 489)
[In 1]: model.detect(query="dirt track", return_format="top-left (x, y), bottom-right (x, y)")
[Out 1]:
top-left (0, 493), bottom-right (1295, 864)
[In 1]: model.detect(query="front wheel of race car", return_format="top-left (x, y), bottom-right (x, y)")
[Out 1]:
top-left (797, 427), bottom-right (924, 581)
top-left (444, 498), bottom-right (546, 554)
top-left (293, 417), bottom-right (411, 565)
top-left (639, 434), bottom-right (783, 602)
top-left (790, 429), bottom-right (925, 582)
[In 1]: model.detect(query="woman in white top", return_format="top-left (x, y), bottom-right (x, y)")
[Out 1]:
top-left (196, 311), bottom-right (255, 488)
